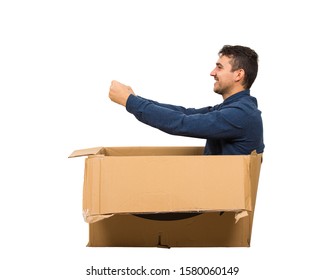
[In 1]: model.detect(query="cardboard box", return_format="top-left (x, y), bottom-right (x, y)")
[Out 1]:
top-left (69, 146), bottom-right (262, 247)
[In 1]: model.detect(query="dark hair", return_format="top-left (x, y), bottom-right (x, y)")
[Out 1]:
top-left (218, 45), bottom-right (258, 89)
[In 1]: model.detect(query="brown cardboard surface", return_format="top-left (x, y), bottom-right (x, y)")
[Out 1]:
top-left (69, 147), bottom-right (104, 158)
top-left (70, 146), bottom-right (262, 247)
top-left (69, 146), bottom-right (204, 158)
top-left (88, 212), bottom-right (251, 247)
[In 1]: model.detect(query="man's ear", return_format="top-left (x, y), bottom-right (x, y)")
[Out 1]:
top-left (234, 69), bottom-right (245, 82)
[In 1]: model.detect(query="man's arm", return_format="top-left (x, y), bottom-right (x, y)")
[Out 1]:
top-left (108, 80), bottom-right (244, 140)
top-left (126, 94), bottom-right (245, 140)
top-left (135, 97), bottom-right (212, 115)
top-left (108, 80), bottom-right (211, 115)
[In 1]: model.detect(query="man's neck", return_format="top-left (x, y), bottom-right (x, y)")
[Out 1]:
top-left (222, 87), bottom-right (246, 100)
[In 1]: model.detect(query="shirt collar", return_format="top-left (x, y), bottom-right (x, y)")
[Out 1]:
top-left (223, 89), bottom-right (250, 105)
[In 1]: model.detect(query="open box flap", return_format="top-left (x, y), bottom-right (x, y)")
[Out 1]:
top-left (69, 147), bottom-right (104, 158)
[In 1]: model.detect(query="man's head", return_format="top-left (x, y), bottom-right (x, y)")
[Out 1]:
top-left (210, 45), bottom-right (258, 98)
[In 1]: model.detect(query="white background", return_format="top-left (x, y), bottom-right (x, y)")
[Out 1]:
top-left (1, 0), bottom-right (324, 279)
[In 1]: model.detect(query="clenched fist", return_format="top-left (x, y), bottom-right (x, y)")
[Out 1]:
top-left (109, 80), bottom-right (135, 107)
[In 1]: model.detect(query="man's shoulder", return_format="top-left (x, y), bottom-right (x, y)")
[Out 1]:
top-left (235, 95), bottom-right (258, 109)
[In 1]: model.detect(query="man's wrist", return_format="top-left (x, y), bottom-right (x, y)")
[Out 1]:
top-left (126, 94), bottom-right (141, 112)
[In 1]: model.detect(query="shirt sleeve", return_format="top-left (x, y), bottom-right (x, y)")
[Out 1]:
top-left (133, 96), bottom-right (211, 115)
top-left (126, 95), bottom-right (245, 140)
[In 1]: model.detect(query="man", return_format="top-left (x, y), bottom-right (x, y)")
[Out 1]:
top-left (109, 45), bottom-right (264, 155)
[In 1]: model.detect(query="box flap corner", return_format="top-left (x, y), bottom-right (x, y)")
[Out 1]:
top-left (69, 147), bottom-right (104, 158)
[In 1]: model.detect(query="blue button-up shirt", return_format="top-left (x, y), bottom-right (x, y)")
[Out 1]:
top-left (126, 90), bottom-right (264, 155)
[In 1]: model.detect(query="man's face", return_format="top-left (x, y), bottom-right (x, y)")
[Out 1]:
top-left (210, 55), bottom-right (238, 96)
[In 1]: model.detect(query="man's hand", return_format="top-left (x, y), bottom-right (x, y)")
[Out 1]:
top-left (109, 80), bottom-right (135, 107)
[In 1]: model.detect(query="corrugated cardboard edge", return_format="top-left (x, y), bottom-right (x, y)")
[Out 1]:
top-left (249, 151), bottom-right (263, 210)
top-left (83, 209), bottom-right (114, 223)
top-left (84, 210), bottom-right (250, 224)
top-left (82, 156), bottom-right (104, 219)
top-left (246, 151), bottom-right (263, 245)
top-left (243, 154), bottom-right (253, 212)
top-left (234, 210), bottom-right (249, 223)
top-left (68, 147), bottom-right (104, 158)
